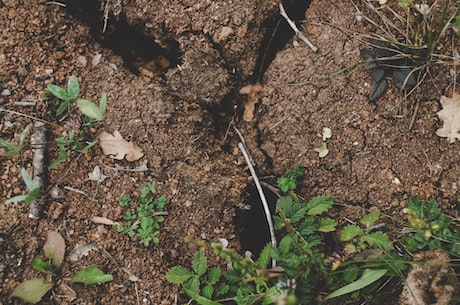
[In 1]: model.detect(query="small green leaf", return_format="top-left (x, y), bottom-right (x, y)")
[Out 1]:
top-left (325, 269), bottom-right (387, 300)
top-left (67, 75), bottom-right (80, 99)
top-left (24, 188), bottom-right (40, 204)
top-left (21, 167), bottom-right (36, 191)
top-left (165, 266), bottom-right (193, 284)
top-left (306, 195), bottom-right (334, 215)
top-left (202, 284), bottom-right (214, 299)
top-left (48, 143), bottom-right (67, 170)
top-left (43, 231), bottom-right (66, 268)
top-left (257, 243), bottom-right (272, 268)
top-left (5, 194), bottom-right (28, 204)
top-left (207, 267), bottom-right (221, 285)
top-left (47, 84), bottom-right (70, 101)
top-left (0, 138), bottom-right (20, 156)
top-left (365, 232), bottom-right (393, 250)
top-left (69, 266), bottom-right (113, 284)
top-left (32, 258), bottom-right (54, 275)
top-left (263, 286), bottom-right (283, 305)
top-left (192, 250), bottom-right (207, 276)
top-left (76, 99), bottom-right (104, 121)
top-left (341, 225), bottom-right (364, 241)
top-left (361, 210), bottom-right (380, 228)
top-left (183, 288), bottom-right (222, 305)
top-left (317, 218), bottom-right (337, 232)
top-left (19, 124), bottom-right (32, 146)
top-left (12, 278), bottom-right (53, 304)
top-left (56, 99), bottom-right (71, 116)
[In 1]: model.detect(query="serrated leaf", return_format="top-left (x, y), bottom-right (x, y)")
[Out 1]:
top-left (257, 243), bottom-right (272, 268)
top-left (12, 278), bottom-right (53, 304)
top-left (183, 288), bottom-right (221, 305)
top-left (341, 225), bottom-right (364, 241)
top-left (187, 277), bottom-right (200, 292)
top-left (47, 84), bottom-right (70, 101)
top-left (77, 99), bottom-right (104, 121)
top-left (325, 269), bottom-right (387, 300)
top-left (43, 231), bottom-right (66, 268)
top-left (69, 266), bottom-right (113, 284)
top-left (207, 267), bottom-right (221, 285)
top-left (67, 75), bottom-right (80, 99)
top-left (306, 195), bottom-right (334, 216)
top-left (32, 258), bottom-right (54, 275)
top-left (369, 78), bottom-right (387, 101)
top-left (263, 286), bottom-right (283, 305)
top-left (317, 218), bottom-right (337, 232)
top-left (361, 211), bottom-right (380, 228)
top-left (165, 266), bottom-right (193, 284)
top-left (365, 232), bottom-right (392, 250)
top-left (278, 235), bottom-right (292, 254)
top-left (192, 250), bottom-right (207, 276)
top-left (202, 284), bottom-right (214, 299)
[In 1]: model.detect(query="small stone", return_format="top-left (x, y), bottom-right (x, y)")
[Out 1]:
top-left (76, 55), bottom-right (87, 67)
top-left (1, 89), bottom-right (11, 96)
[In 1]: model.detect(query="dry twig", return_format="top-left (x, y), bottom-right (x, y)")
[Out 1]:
top-left (29, 122), bottom-right (48, 219)
top-left (279, 2), bottom-right (318, 52)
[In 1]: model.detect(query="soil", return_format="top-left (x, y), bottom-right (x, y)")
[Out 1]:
top-left (1, 0), bottom-right (459, 304)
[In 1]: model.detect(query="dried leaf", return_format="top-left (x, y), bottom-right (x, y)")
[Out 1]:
top-left (91, 216), bottom-right (117, 226)
top-left (436, 93), bottom-right (460, 143)
top-left (98, 131), bottom-right (144, 161)
top-left (69, 243), bottom-right (98, 262)
top-left (239, 83), bottom-right (263, 122)
top-left (87, 166), bottom-right (108, 183)
top-left (12, 278), bottom-right (53, 304)
top-left (43, 231), bottom-right (65, 268)
top-left (314, 142), bottom-right (329, 158)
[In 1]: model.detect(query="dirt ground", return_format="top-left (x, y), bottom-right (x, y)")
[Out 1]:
top-left (1, 0), bottom-right (459, 304)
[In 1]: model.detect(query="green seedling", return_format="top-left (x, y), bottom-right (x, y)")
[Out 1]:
top-left (12, 231), bottom-right (112, 304)
top-left (115, 182), bottom-right (167, 247)
top-left (340, 210), bottom-right (393, 253)
top-left (5, 167), bottom-right (40, 204)
top-left (0, 123), bottom-right (31, 156)
top-left (48, 131), bottom-right (97, 170)
top-left (403, 197), bottom-right (460, 258)
top-left (42, 75), bottom-right (106, 122)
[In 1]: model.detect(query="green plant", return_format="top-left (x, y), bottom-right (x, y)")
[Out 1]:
top-left (0, 123), bottom-right (31, 156)
top-left (340, 210), bottom-right (393, 253)
top-left (361, 0), bottom-right (459, 100)
top-left (5, 167), bottom-right (40, 204)
top-left (12, 231), bottom-right (113, 304)
top-left (115, 182), bottom-right (167, 247)
top-left (403, 196), bottom-right (460, 257)
top-left (41, 75), bottom-right (107, 122)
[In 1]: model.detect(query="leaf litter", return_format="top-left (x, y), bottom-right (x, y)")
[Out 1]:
top-left (239, 83), bottom-right (263, 122)
top-left (98, 131), bottom-right (144, 161)
top-left (435, 92), bottom-right (460, 143)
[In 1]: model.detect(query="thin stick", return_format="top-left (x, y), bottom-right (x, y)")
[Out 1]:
top-left (279, 2), bottom-right (318, 53)
top-left (238, 142), bottom-right (277, 266)
top-left (29, 122), bottom-right (48, 219)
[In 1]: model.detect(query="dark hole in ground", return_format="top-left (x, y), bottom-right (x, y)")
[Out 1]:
top-left (64, 0), bottom-right (180, 75)
top-left (252, 0), bottom-right (312, 83)
top-left (234, 185), bottom-right (278, 257)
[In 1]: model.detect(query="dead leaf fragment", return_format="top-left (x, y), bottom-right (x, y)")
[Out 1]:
top-left (43, 231), bottom-right (65, 268)
top-left (87, 166), bottom-right (108, 183)
top-left (98, 131), bottom-right (144, 161)
top-left (435, 93), bottom-right (460, 143)
top-left (239, 83), bottom-right (263, 122)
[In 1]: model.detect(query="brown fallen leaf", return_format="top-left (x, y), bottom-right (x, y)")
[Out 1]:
top-left (98, 131), bottom-right (144, 161)
top-left (239, 82), bottom-right (263, 122)
top-left (435, 92), bottom-right (460, 143)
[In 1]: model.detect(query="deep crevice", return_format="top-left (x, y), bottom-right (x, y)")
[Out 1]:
top-left (64, 0), bottom-right (181, 75)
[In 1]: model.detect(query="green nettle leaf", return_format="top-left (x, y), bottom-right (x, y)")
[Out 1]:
top-left (365, 232), bottom-right (392, 250)
top-left (47, 84), bottom-right (70, 101)
top-left (43, 231), bottom-right (66, 268)
top-left (76, 99), bottom-right (104, 121)
top-left (361, 210), bottom-right (380, 228)
top-left (165, 266), bottom-right (194, 284)
top-left (317, 218), bottom-right (337, 232)
top-left (278, 235), bottom-right (293, 254)
top-left (183, 288), bottom-right (221, 305)
top-left (192, 250), bottom-right (207, 276)
top-left (452, 16), bottom-right (460, 36)
top-left (306, 195), bottom-right (334, 216)
top-left (32, 258), bottom-right (54, 275)
top-left (263, 286), bottom-right (284, 305)
top-left (201, 284), bottom-right (214, 299)
top-left (257, 243), bottom-right (272, 268)
top-left (67, 75), bottom-right (80, 99)
top-left (341, 225), bottom-right (364, 241)
top-left (188, 277), bottom-right (200, 293)
top-left (325, 269), bottom-right (387, 300)
top-left (12, 278), bottom-right (53, 304)
top-left (69, 266), bottom-right (113, 284)
top-left (207, 267), bottom-right (221, 285)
